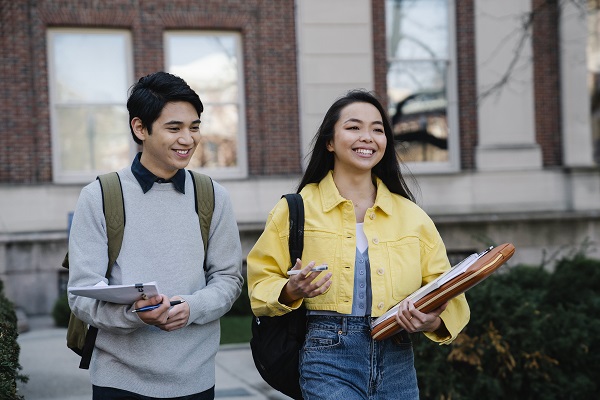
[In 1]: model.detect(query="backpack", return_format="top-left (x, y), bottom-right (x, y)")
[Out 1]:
top-left (62, 170), bottom-right (214, 369)
top-left (250, 193), bottom-right (306, 400)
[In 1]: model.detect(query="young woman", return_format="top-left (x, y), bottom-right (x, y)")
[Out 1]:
top-left (247, 90), bottom-right (469, 399)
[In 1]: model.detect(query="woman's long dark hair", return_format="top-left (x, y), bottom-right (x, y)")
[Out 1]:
top-left (297, 89), bottom-right (415, 202)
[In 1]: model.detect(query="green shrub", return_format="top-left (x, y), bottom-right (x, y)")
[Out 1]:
top-left (52, 294), bottom-right (71, 327)
top-left (0, 280), bottom-right (28, 400)
top-left (414, 253), bottom-right (600, 400)
top-left (227, 281), bottom-right (252, 316)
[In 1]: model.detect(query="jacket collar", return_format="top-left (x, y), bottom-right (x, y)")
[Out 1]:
top-left (318, 170), bottom-right (393, 216)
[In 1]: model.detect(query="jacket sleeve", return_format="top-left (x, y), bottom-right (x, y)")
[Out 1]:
top-left (247, 198), bottom-right (303, 317)
top-left (420, 232), bottom-right (470, 344)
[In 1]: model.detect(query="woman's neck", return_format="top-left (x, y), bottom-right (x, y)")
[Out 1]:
top-left (332, 170), bottom-right (377, 223)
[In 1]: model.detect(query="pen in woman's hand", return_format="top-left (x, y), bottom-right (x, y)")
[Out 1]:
top-left (132, 299), bottom-right (185, 313)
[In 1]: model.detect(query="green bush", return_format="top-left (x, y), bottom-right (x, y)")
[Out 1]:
top-left (0, 280), bottom-right (28, 400)
top-left (414, 253), bottom-right (600, 400)
top-left (227, 281), bottom-right (252, 316)
top-left (52, 294), bottom-right (71, 328)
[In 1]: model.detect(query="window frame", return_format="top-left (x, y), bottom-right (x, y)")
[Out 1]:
top-left (47, 28), bottom-right (135, 184)
top-left (164, 30), bottom-right (248, 180)
top-left (385, 0), bottom-right (459, 174)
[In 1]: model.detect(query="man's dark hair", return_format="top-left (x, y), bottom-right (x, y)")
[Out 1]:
top-left (297, 89), bottom-right (415, 202)
top-left (126, 71), bottom-right (204, 145)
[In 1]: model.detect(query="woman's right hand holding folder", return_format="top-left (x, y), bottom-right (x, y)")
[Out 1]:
top-left (394, 299), bottom-right (449, 333)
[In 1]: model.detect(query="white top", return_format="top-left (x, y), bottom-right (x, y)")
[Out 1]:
top-left (356, 222), bottom-right (368, 253)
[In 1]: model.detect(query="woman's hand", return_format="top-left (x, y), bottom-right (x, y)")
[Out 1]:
top-left (279, 259), bottom-right (332, 305)
top-left (394, 299), bottom-right (448, 333)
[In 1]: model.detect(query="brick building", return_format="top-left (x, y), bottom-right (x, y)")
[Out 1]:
top-left (1, 0), bottom-right (599, 320)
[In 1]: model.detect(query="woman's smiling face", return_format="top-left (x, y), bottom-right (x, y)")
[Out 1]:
top-left (326, 101), bottom-right (387, 174)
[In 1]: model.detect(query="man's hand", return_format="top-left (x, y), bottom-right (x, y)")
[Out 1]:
top-left (134, 294), bottom-right (170, 326)
top-left (156, 296), bottom-right (190, 332)
top-left (133, 295), bottom-right (189, 331)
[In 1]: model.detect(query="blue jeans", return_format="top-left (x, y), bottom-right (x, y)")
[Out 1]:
top-left (299, 316), bottom-right (418, 400)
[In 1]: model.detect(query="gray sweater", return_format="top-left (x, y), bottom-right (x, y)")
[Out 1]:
top-left (68, 167), bottom-right (243, 397)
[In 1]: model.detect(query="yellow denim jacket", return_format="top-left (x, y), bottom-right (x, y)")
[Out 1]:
top-left (247, 171), bottom-right (470, 343)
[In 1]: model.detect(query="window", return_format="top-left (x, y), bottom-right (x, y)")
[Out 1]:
top-left (589, 0), bottom-right (600, 164)
top-left (165, 31), bottom-right (247, 178)
top-left (47, 29), bottom-right (133, 183)
top-left (386, 0), bottom-right (458, 171)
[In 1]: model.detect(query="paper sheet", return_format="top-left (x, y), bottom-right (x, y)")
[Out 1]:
top-left (68, 281), bottom-right (160, 304)
top-left (372, 250), bottom-right (487, 328)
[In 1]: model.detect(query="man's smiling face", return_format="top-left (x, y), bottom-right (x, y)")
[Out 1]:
top-left (132, 101), bottom-right (201, 179)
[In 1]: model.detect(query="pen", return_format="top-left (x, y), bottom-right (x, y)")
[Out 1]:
top-left (287, 265), bottom-right (328, 275)
top-left (478, 246), bottom-right (494, 257)
top-left (132, 300), bottom-right (185, 313)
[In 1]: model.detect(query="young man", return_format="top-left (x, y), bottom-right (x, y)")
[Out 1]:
top-left (68, 71), bottom-right (243, 400)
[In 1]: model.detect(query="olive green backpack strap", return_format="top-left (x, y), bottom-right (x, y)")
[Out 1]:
top-left (66, 172), bottom-right (125, 369)
top-left (97, 172), bottom-right (125, 277)
top-left (189, 171), bottom-right (214, 271)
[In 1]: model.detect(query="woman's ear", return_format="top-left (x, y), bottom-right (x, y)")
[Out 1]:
top-left (131, 117), bottom-right (147, 142)
top-left (326, 139), bottom-right (334, 152)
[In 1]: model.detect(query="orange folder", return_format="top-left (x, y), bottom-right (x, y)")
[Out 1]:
top-left (370, 243), bottom-right (516, 341)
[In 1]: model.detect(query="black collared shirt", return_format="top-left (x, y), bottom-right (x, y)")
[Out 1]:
top-left (131, 153), bottom-right (186, 194)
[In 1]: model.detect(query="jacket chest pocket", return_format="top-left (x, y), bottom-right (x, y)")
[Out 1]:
top-left (387, 237), bottom-right (422, 300)
top-left (301, 230), bottom-right (339, 267)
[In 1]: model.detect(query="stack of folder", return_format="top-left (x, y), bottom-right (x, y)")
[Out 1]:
top-left (371, 243), bottom-right (516, 341)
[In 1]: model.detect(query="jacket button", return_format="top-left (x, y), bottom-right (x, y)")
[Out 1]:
top-left (377, 268), bottom-right (384, 275)
top-left (372, 238), bottom-right (379, 244)
top-left (377, 302), bottom-right (385, 310)
top-left (369, 213), bottom-right (375, 220)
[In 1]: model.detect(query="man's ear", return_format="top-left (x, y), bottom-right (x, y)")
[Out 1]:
top-left (131, 117), bottom-right (147, 142)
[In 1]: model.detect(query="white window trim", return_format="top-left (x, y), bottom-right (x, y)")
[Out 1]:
top-left (47, 28), bottom-right (135, 184)
top-left (164, 30), bottom-right (248, 180)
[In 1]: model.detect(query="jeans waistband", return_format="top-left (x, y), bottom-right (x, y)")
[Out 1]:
top-left (306, 315), bottom-right (411, 343)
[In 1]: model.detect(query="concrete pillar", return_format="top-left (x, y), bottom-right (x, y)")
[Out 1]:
top-left (474, 0), bottom-right (542, 171)
top-left (560, 1), bottom-right (594, 167)
top-left (295, 0), bottom-right (375, 167)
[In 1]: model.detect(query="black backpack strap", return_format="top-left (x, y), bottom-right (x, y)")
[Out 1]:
top-left (78, 326), bottom-right (98, 369)
top-left (79, 172), bottom-right (124, 369)
top-left (282, 194), bottom-right (304, 269)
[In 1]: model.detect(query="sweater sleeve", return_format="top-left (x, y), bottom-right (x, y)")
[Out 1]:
top-left (67, 181), bottom-right (147, 334)
top-left (184, 181), bottom-right (243, 326)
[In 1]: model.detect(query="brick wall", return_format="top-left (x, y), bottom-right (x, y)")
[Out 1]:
top-left (371, 0), bottom-right (387, 106)
top-left (0, 0), bottom-right (300, 183)
top-left (455, 0), bottom-right (478, 171)
top-left (532, 0), bottom-right (562, 167)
